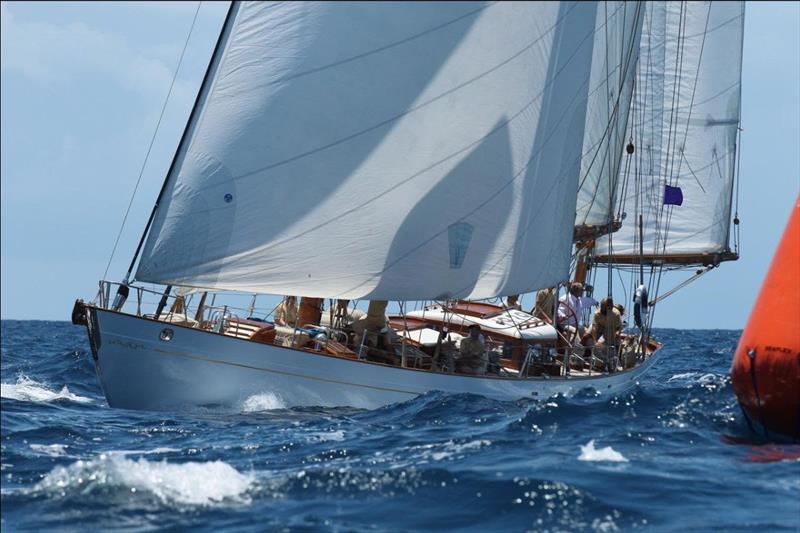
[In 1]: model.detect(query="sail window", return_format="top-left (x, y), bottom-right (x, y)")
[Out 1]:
top-left (448, 222), bottom-right (474, 269)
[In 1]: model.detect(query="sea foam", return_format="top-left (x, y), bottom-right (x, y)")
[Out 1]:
top-left (312, 430), bottom-right (346, 442)
top-left (578, 440), bottom-right (629, 463)
top-left (667, 372), bottom-right (720, 384)
top-left (0, 376), bottom-right (92, 404)
top-left (241, 392), bottom-right (286, 412)
top-left (34, 453), bottom-right (254, 506)
top-left (30, 444), bottom-right (69, 457)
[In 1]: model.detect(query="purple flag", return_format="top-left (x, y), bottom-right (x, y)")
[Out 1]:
top-left (664, 185), bottom-right (683, 206)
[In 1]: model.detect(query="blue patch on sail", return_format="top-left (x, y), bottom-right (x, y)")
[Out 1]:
top-left (448, 222), bottom-right (473, 269)
top-left (663, 185), bottom-right (683, 206)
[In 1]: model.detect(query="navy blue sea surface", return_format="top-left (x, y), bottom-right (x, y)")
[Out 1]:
top-left (1, 321), bottom-right (798, 532)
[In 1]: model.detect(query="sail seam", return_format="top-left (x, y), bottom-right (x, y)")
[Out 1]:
top-left (244, 2), bottom-right (496, 89)
top-left (187, 1), bottom-right (599, 193)
top-left (156, 8), bottom-right (610, 228)
top-left (656, 1), bottom-right (714, 268)
top-left (576, 1), bottom-right (645, 225)
top-left (337, 68), bottom-right (596, 298)
top-left (175, 8), bottom-right (604, 292)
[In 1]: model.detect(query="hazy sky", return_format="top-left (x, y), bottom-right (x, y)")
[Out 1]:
top-left (1, 1), bottom-right (798, 328)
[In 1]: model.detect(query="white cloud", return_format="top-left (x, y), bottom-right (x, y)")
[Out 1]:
top-left (0, 2), bottom-right (189, 97)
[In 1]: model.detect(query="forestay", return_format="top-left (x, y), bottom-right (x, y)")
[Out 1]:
top-left (596, 1), bottom-right (745, 261)
top-left (136, 1), bottom-right (599, 300)
top-left (574, 1), bottom-right (644, 232)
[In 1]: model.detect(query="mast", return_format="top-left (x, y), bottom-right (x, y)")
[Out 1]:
top-left (573, 241), bottom-right (593, 286)
top-left (122, 2), bottom-right (237, 285)
top-left (573, 1), bottom-right (644, 242)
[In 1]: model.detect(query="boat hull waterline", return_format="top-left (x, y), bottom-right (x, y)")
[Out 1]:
top-left (85, 307), bottom-right (661, 412)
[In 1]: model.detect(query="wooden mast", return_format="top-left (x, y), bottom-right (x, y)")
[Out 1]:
top-left (573, 240), bottom-right (594, 286)
top-left (298, 297), bottom-right (323, 328)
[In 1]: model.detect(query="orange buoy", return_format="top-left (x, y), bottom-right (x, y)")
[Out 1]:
top-left (731, 195), bottom-right (800, 440)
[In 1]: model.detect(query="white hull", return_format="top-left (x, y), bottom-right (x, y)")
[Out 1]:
top-left (85, 307), bottom-right (660, 412)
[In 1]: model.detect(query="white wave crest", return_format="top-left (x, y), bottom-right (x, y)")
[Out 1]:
top-left (35, 454), bottom-right (254, 506)
top-left (30, 444), bottom-right (69, 457)
top-left (416, 439), bottom-right (491, 462)
top-left (667, 372), bottom-right (720, 384)
top-left (241, 392), bottom-right (286, 412)
top-left (578, 440), bottom-right (628, 463)
top-left (111, 447), bottom-right (182, 457)
top-left (0, 376), bottom-right (92, 404)
top-left (312, 430), bottom-right (345, 442)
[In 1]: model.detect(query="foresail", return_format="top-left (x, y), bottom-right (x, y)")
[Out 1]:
top-left (135, 1), bottom-right (599, 300)
top-left (574, 1), bottom-right (644, 235)
top-left (596, 1), bottom-right (745, 263)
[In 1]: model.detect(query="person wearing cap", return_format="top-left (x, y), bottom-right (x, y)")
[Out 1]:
top-left (457, 324), bottom-right (488, 375)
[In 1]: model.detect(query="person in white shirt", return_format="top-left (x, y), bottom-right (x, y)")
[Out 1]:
top-left (557, 282), bottom-right (597, 338)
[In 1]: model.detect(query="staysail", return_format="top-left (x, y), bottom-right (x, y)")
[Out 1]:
top-left (595, 1), bottom-right (745, 264)
top-left (135, 1), bottom-right (601, 300)
top-left (574, 1), bottom-right (644, 239)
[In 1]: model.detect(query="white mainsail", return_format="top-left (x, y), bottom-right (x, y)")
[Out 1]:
top-left (574, 1), bottom-right (644, 233)
top-left (135, 1), bottom-right (601, 300)
top-left (596, 1), bottom-right (745, 262)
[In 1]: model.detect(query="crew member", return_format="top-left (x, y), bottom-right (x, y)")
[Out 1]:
top-left (591, 297), bottom-right (623, 345)
top-left (557, 282), bottom-right (597, 337)
top-left (274, 296), bottom-right (298, 327)
top-left (457, 324), bottom-right (488, 375)
top-left (533, 287), bottom-right (556, 323)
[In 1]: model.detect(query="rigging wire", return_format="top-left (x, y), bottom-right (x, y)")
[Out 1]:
top-left (575, 1), bottom-right (644, 216)
top-left (733, 126), bottom-right (743, 255)
top-left (605, 0), bottom-right (618, 300)
top-left (731, 2), bottom-right (746, 258)
top-left (649, 1), bottom-right (689, 330)
top-left (649, 265), bottom-right (716, 306)
top-left (660, 0), bottom-right (714, 233)
top-left (101, 2), bottom-right (203, 281)
top-left (650, 1), bottom-right (730, 326)
top-left (606, 3), bottom-right (652, 304)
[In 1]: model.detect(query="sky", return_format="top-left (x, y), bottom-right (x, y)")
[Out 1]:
top-left (1, 1), bottom-right (798, 329)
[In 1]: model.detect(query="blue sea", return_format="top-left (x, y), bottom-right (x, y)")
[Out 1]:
top-left (1, 321), bottom-right (798, 532)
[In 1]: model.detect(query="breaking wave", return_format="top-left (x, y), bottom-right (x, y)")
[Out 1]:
top-left (32, 454), bottom-right (255, 506)
top-left (29, 444), bottom-right (69, 457)
top-left (0, 376), bottom-right (92, 404)
top-left (241, 392), bottom-right (286, 412)
top-left (578, 440), bottom-right (629, 463)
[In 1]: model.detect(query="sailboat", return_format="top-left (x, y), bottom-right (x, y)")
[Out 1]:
top-left (71, 1), bottom-right (744, 412)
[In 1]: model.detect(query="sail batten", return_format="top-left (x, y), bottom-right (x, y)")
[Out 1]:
top-left (135, 1), bottom-right (603, 300)
top-left (596, 1), bottom-right (745, 263)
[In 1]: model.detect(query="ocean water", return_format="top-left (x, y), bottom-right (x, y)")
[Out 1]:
top-left (1, 321), bottom-right (798, 532)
